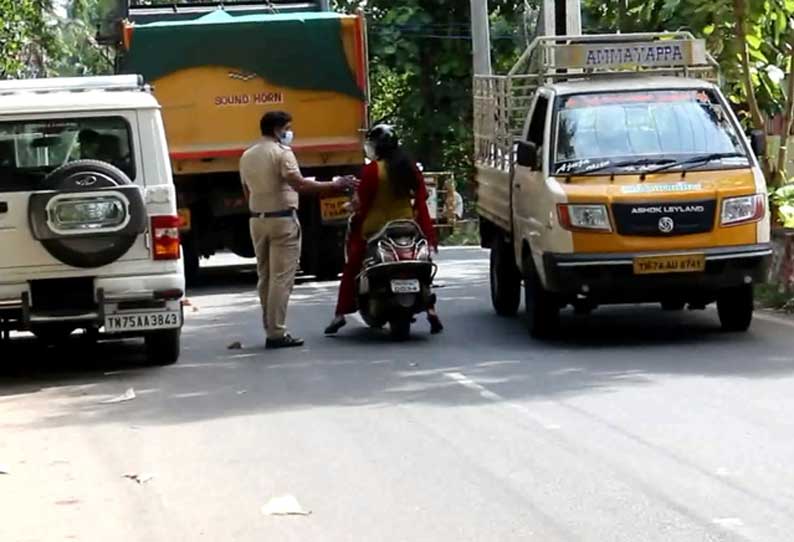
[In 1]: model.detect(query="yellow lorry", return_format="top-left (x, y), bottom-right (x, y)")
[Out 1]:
top-left (102, 0), bottom-right (368, 282)
top-left (475, 33), bottom-right (771, 337)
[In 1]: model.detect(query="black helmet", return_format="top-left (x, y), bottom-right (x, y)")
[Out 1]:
top-left (365, 124), bottom-right (398, 158)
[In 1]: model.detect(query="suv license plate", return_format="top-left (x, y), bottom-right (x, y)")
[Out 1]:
top-left (105, 311), bottom-right (182, 334)
top-left (391, 279), bottom-right (420, 293)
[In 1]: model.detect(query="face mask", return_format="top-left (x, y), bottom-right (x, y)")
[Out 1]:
top-left (279, 130), bottom-right (294, 146)
top-left (364, 142), bottom-right (376, 160)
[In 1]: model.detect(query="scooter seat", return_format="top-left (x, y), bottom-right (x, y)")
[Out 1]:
top-left (367, 220), bottom-right (422, 244)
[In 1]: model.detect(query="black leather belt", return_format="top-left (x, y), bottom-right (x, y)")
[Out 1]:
top-left (251, 209), bottom-right (295, 219)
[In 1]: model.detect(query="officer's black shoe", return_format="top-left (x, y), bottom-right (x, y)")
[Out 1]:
top-left (266, 334), bottom-right (305, 349)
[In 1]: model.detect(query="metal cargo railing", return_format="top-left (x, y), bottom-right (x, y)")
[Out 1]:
top-left (474, 32), bottom-right (721, 172)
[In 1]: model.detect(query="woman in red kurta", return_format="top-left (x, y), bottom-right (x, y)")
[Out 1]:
top-left (325, 125), bottom-right (442, 335)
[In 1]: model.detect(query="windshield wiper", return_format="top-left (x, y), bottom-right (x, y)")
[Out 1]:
top-left (558, 157), bottom-right (677, 176)
top-left (646, 152), bottom-right (748, 175)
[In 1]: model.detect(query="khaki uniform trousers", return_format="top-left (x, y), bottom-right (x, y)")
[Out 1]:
top-left (249, 215), bottom-right (301, 339)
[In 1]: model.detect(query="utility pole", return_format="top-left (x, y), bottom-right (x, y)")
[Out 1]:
top-left (470, 0), bottom-right (492, 75)
top-left (617, 0), bottom-right (628, 33)
top-left (537, 0), bottom-right (583, 37)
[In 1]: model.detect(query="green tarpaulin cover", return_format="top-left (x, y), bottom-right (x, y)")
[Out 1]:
top-left (120, 10), bottom-right (363, 99)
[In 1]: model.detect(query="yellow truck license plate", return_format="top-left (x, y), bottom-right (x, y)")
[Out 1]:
top-left (633, 254), bottom-right (706, 275)
top-left (320, 196), bottom-right (350, 221)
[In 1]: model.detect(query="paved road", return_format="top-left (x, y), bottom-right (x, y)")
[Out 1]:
top-left (2, 248), bottom-right (794, 542)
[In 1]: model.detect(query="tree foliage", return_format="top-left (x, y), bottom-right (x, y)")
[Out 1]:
top-left (582, 0), bottom-right (794, 185)
top-left (334, 0), bottom-right (528, 194)
top-left (0, 0), bottom-right (53, 78)
top-left (0, 0), bottom-right (110, 79)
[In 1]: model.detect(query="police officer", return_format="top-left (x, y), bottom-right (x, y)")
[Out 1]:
top-left (240, 111), bottom-right (356, 349)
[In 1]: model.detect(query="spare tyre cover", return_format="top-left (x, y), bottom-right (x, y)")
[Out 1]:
top-left (28, 160), bottom-right (147, 269)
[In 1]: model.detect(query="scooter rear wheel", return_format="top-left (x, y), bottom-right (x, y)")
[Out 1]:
top-left (389, 315), bottom-right (412, 341)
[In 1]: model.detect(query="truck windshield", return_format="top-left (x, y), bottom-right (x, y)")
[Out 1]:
top-left (0, 117), bottom-right (134, 191)
top-left (553, 90), bottom-right (748, 175)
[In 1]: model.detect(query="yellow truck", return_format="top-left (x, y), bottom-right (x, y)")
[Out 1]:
top-left (475, 33), bottom-right (771, 337)
top-left (102, 0), bottom-right (368, 282)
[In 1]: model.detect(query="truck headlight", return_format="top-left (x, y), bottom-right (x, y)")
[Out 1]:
top-left (721, 194), bottom-right (765, 226)
top-left (558, 204), bottom-right (612, 232)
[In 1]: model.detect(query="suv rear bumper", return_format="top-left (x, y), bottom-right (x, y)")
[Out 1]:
top-left (543, 244), bottom-right (772, 302)
top-left (0, 272), bottom-right (184, 335)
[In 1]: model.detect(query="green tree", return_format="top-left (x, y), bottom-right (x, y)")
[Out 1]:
top-left (0, 0), bottom-right (111, 79)
top-left (0, 0), bottom-right (53, 78)
top-left (51, 0), bottom-right (113, 76)
top-left (584, 0), bottom-right (794, 186)
top-left (334, 0), bottom-right (527, 198)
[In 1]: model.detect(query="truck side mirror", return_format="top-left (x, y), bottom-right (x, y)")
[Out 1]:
top-left (517, 141), bottom-right (540, 170)
top-left (750, 130), bottom-right (766, 158)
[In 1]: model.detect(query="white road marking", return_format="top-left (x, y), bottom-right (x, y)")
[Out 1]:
top-left (712, 517), bottom-right (744, 528)
top-left (444, 372), bottom-right (561, 430)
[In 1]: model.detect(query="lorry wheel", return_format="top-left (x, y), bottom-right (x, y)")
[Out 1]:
top-left (524, 265), bottom-right (560, 339)
top-left (490, 241), bottom-right (521, 316)
top-left (181, 235), bottom-right (200, 287)
top-left (145, 329), bottom-right (181, 365)
top-left (314, 228), bottom-right (346, 281)
top-left (315, 256), bottom-right (344, 281)
top-left (661, 300), bottom-right (685, 311)
top-left (717, 285), bottom-right (754, 332)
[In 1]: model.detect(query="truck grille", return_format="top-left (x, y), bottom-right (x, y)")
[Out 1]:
top-left (612, 200), bottom-right (716, 236)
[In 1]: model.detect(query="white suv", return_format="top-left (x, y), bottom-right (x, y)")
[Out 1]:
top-left (0, 75), bottom-right (184, 365)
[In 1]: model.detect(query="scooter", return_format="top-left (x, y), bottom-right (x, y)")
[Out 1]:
top-left (356, 219), bottom-right (437, 340)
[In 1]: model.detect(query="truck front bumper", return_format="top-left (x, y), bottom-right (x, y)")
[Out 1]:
top-left (543, 244), bottom-right (772, 303)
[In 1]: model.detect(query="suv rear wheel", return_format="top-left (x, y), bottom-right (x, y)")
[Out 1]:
top-left (145, 329), bottom-right (181, 365)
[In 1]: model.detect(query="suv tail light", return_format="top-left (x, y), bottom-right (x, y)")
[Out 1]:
top-left (151, 215), bottom-right (181, 260)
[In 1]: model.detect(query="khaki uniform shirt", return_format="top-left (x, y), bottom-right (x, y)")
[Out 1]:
top-left (240, 137), bottom-right (300, 213)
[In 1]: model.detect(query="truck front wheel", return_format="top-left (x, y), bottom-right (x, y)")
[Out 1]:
top-left (490, 241), bottom-right (521, 316)
top-left (524, 263), bottom-right (560, 339)
top-left (717, 285), bottom-right (754, 332)
top-left (181, 235), bottom-right (200, 287)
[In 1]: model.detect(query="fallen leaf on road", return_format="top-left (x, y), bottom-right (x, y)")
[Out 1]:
top-left (236, 390), bottom-right (248, 395)
top-left (192, 306), bottom-right (200, 313)
top-left (99, 388), bottom-right (136, 404)
top-left (227, 342), bottom-right (243, 350)
top-left (261, 495), bottom-right (311, 516)
top-left (123, 473), bottom-right (154, 485)
top-left (409, 362), bottom-right (419, 368)
top-left (182, 298), bottom-right (193, 306)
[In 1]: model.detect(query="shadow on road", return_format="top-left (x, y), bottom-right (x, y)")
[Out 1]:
top-left (2, 255), bottom-right (794, 430)
top-left (0, 334), bottom-right (149, 397)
